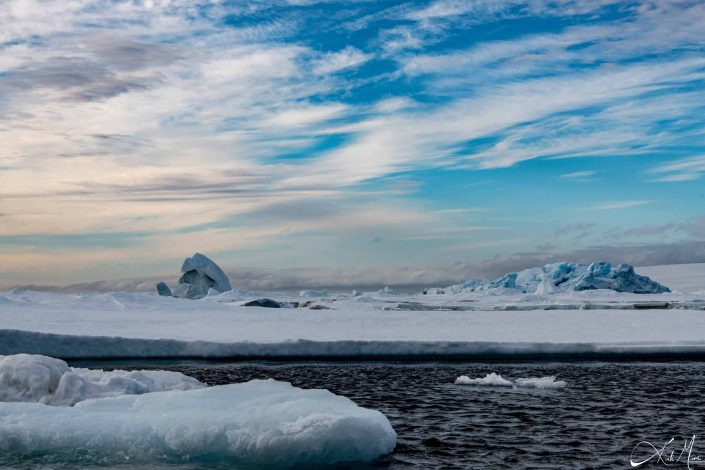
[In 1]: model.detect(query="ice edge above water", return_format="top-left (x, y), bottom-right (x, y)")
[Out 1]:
top-left (4, 330), bottom-right (705, 359)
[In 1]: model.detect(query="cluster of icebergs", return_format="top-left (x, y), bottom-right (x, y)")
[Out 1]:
top-left (156, 254), bottom-right (671, 300)
top-left (429, 262), bottom-right (670, 295)
top-left (0, 354), bottom-right (396, 466)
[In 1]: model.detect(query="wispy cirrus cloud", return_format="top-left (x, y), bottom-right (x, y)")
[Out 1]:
top-left (562, 171), bottom-right (596, 179)
top-left (590, 200), bottom-right (652, 211)
top-left (313, 47), bottom-right (372, 75)
top-left (1, 0), bottom-right (704, 287)
top-left (651, 155), bottom-right (705, 183)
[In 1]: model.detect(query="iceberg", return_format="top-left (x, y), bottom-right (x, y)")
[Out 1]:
top-left (0, 378), bottom-right (397, 467)
top-left (156, 252), bottom-right (232, 299)
top-left (299, 289), bottom-right (329, 298)
top-left (438, 262), bottom-right (670, 294)
top-left (0, 354), bottom-right (203, 406)
top-left (376, 286), bottom-right (397, 296)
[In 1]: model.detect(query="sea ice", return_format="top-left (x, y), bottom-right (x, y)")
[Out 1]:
top-left (515, 376), bottom-right (566, 389)
top-left (0, 354), bottom-right (203, 406)
top-left (1, 267), bottom-right (704, 360)
top-left (454, 373), bottom-right (566, 389)
top-left (0, 378), bottom-right (397, 466)
top-left (455, 373), bottom-right (513, 386)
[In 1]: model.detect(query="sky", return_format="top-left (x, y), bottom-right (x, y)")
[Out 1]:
top-left (1, 0), bottom-right (705, 290)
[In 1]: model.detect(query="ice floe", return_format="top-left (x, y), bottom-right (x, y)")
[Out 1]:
top-left (0, 376), bottom-right (396, 466)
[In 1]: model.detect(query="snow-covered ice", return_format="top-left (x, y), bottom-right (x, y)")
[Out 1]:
top-left (0, 354), bottom-right (203, 405)
top-left (455, 373), bottom-right (513, 386)
top-left (300, 289), bottom-right (329, 298)
top-left (638, 263), bottom-right (705, 294)
top-left (0, 263), bottom-right (703, 359)
top-left (1, 290), bottom-right (705, 358)
top-left (0, 377), bottom-right (397, 466)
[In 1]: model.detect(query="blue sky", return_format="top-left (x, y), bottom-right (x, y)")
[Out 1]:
top-left (1, 0), bottom-right (704, 289)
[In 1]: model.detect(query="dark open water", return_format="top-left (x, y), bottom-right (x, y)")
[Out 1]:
top-left (75, 360), bottom-right (705, 470)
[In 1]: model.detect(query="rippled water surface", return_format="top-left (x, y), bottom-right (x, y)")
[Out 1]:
top-left (78, 361), bottom-right (705, 469)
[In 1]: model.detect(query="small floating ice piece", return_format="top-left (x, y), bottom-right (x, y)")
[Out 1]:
top-left (454, 373), bottom-right (567, 389)
top-left (454, 372), bottom-right (513, 387)
top-left (515, 376), bottom-right (566, 389)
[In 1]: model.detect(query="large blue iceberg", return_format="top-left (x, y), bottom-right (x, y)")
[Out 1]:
top-left (438, 262), bottom-right (670, 294)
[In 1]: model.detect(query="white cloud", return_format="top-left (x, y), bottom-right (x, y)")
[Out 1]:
top-left (266, 103), bottom-right (348, 128)
top-left (652, 173), bottom-right (702, 183)
top-left (374, 97), bottom-right (415, 113)
top-left (313, 47), bottom-right (371, 75)
top-left (590, 200), bottom-right (652, 211)
top-left (562, 171), bottom-right (596, 179)
top-left (651, 155), bottom-right (705, 183)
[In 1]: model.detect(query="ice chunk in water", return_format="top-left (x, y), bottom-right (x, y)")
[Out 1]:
top-left (0, 379), bottom-right (397, 466)
top-left (515, 376), bottom-right (566, 389)
top-left (0, 354), bottom-right (203, 406)
top-left (455, 373), bottom-right (513, 387)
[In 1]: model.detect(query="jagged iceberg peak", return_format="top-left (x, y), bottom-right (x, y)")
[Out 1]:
top-left (437, 262), bottom-right (670, 295)
top-left (157, 252), bottom-right (232, 299)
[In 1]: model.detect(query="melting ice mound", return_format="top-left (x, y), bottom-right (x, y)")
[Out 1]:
top-left (0, 354), bottom-right (203, 406)
top-left (437, 261), bottom-right (670, 294)
top-left (0, 354), bottom-right (396, 466)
